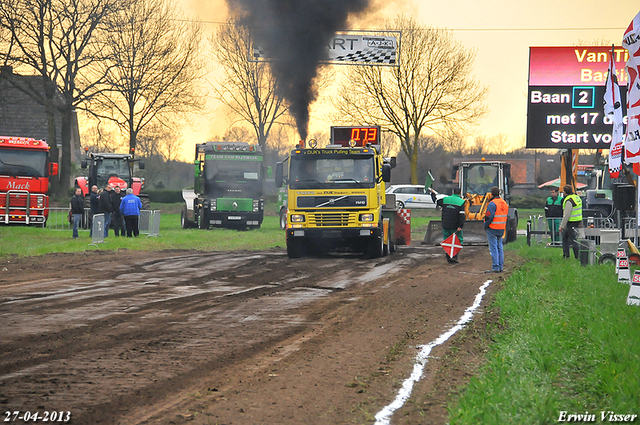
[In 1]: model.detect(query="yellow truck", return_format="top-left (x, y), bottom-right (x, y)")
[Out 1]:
top-left (275, 126), bottom-right (392, 258)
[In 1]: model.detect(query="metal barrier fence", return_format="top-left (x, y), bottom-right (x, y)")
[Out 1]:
top-left (526, 215), bottom-right (562, 247)
top-left (90, 213), bottom-right (105, 246)
top-left (46, 208), bottom-right (159, 237)
top-left (47, 207), bottom-right (91, 232)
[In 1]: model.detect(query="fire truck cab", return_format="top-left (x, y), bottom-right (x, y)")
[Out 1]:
top-left (0, 136), bottom-right (58, 226)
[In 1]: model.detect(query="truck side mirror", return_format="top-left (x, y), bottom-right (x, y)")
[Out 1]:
top-left (382, 163), bottom-right (391, 183)
top-left (49, 162), bottom-right (59, 176)
top-left (138, 160), bottom-right (145, 170)
top-left (275, 162), bottom-right (283, 188)
top-left (81, 160), bottom-right (87, 169)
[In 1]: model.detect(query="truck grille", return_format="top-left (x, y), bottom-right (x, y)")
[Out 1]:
top-left (309, 212), bottom-right (356, 227)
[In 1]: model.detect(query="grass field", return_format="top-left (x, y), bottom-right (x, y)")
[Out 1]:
top-left (0, 204), bottom-right (544, 258)
top-left (448, 240), bottom-right (640, 423)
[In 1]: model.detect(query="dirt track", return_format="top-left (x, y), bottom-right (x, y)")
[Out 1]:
top-left (0, 244), bottom-right (507, 424)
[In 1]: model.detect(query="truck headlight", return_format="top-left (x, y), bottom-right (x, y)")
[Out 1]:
top-left (253, 199), bottom-right (259, 212)
top-left (290, 214), bottom-right (305, 223)
top-left (211, 199), bottom-right (217, 211)
top-left (359, 213), bottom-right (374, 222)
top-left (36, 196), bottom-right (44, 208)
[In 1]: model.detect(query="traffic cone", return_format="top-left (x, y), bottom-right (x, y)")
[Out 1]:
top-left (616, 248), bottom-right (627, 274)
top-left (618, 257), bottom-right (631, 283)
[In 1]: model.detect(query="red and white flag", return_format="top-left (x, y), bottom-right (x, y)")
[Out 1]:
top-left (604, 46), bottom-right (624, 178)
top-left (623, 11), bottom-right (640, 171)
top-left (441, 233), bottom-right (463, 258)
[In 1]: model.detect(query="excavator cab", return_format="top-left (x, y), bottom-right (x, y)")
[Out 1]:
top-left (424, 161), bottom-right (517, 245)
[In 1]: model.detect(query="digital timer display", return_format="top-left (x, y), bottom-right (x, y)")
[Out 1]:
top-left (331, 126), bottom-right (380, 147)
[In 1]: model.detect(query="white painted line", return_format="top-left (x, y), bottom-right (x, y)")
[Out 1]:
top-left (374, 279), bottom-right (493, 425)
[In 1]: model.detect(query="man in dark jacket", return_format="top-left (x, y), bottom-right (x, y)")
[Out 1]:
top-left (89, 185), bottom-right (99, 236)
top-left (70, 188), bottom-right (84, 238)
top-left (98, 184), bottom-right (113, 237)
top-left (110, 186), bottom-right (125, 237)
top-left (437, 187), bottom-right (466, 263)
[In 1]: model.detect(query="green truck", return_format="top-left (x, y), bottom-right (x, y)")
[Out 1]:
top-left (181, 141), bottom-right (266, 230)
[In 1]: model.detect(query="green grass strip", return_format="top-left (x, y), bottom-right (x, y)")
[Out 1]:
top-left (448, 239), bottom-right (640, 424)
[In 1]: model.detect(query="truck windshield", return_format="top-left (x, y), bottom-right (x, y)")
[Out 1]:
top-left (97, 158), bottom-right (131, 178)
top-left (462, 164), bottom-right (497, 195)
top-left (289, 156), bottom-right (375, 189)
top-left (0, 148), bottom-right (47, 177)
top-left (204, 157), bottom-right (262, 182)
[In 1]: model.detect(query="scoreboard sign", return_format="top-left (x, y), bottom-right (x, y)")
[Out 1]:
top-left (526, 46), bottom-right (627, 149)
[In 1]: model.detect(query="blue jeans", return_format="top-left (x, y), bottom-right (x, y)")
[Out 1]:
top-left (103, 212), bottom-right (111, 237)
top-left (72, 214), bottom-right (82, 238)
top-left (486, 228), bottom-right (504, 271)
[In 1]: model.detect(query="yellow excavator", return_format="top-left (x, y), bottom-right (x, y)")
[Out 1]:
top-left (424, 160), bottom-right (518, 245)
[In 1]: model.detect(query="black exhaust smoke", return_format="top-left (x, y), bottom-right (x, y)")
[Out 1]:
top-left (226, 0), bottom-right (371, 140)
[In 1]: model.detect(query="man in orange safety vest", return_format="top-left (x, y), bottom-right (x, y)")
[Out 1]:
top-left (484, 186), bottom-right (508, 273)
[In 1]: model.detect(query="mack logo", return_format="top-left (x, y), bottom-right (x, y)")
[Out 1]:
top-left (6, 181), bottom-right (30, 190)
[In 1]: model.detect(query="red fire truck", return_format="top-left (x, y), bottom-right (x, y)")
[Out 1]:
top-left (0, 136), bottom-right (58, 226)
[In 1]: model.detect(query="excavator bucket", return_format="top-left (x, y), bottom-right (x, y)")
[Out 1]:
top-left (423, 219), bottom-right (488, 245)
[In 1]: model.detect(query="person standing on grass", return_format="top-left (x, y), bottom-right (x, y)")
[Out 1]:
top-left (98, 184), bottom-right (113, 237)
top-left (110, 186), bottom-right (125, 237)
top-left (545, 188), bottom-right (563, 242)
top-left (484, 186), bottom-right (508, 273)
top-left (120, 188), bottom-right (142, 237)
top-left (89, 185), bottom-right (99, 236)
top-left (559, 185), bottom-right (583, 260)
top-left (70, 188), bottom-right (84, 238)
top-left (437, 187), bottom-right (466, 263)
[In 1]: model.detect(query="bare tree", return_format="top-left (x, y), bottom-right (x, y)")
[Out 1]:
top-left (334, 15), bottom-right (488, 184)
top-left (223, 126), bottom-right (254, 143)
top-left (212, 20), bottom-right (289, 149)
top-left (90, 0), bottom-right (205, 158)
top-left (0, 0), bottom-right (123, 194)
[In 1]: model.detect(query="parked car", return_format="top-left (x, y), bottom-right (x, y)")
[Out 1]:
top-left (385, 185), bottom-right (445, 209)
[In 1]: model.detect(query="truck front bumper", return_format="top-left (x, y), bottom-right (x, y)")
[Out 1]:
top-left (286, 227), bottom-right (381, 240)
top-left (209, 210), bottom-right (264, 227)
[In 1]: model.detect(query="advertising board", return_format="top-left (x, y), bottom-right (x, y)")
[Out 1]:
top-left (527, 46), bottom-right (627, 149)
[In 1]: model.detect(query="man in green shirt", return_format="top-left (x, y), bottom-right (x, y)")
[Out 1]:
top-left (437, 187), bottom-right (466, 263)
top-left (544, 188), bottom-right (563, 242)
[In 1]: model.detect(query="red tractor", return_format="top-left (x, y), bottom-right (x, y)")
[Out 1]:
top-left (75, 152), bottom-right (150, 210)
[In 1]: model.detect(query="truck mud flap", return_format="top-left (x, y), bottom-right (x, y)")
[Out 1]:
top-left (423, 220), bottom-right (488, 246)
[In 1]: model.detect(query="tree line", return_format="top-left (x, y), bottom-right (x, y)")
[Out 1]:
top-left (2, 3), bottom-right (495, 193)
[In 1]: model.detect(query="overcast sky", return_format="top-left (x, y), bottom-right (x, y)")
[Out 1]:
top-left (177, 0), bottom-right (638, 158)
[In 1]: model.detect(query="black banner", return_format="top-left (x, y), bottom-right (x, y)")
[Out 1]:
top-left (526, 85), bottom-right (627, 149)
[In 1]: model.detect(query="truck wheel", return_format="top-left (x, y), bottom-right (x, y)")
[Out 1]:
top-left (140, 195), bottom-right (151, 211)
top-left (367, 233), bottom-right (383, 259)
top-left (279, 208), bottom-right (287, 229)
top-left (287, 238), bottom-right (304, 258)
top-left (181, 207), bottom-right (194, 229)
top-left (198, 208), bottom-right (209, 230)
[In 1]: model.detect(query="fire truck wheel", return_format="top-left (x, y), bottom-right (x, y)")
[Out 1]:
top-left (279, 207), bottom-right (287, 230)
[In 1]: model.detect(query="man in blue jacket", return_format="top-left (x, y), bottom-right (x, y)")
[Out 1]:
top-left (120, 188), bottom-right (143, 237)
